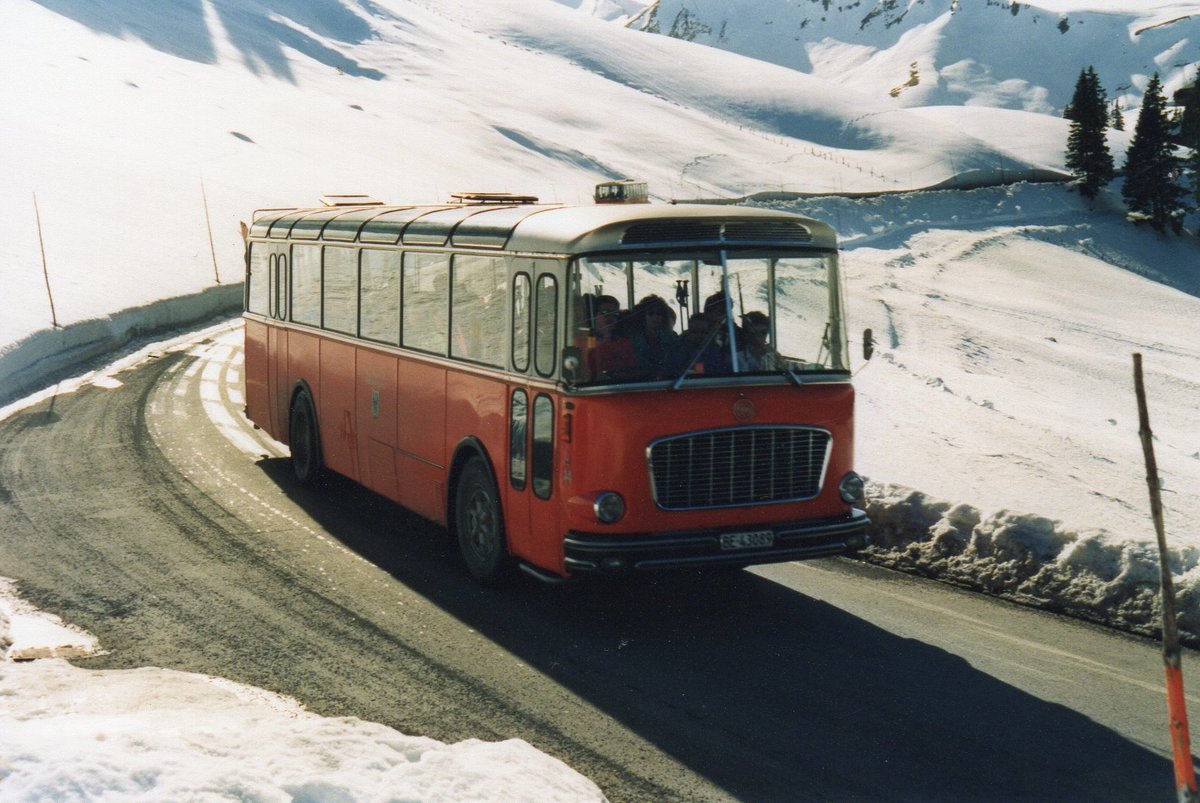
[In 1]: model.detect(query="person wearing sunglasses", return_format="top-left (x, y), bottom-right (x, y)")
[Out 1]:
top-left (738, 310), bottom-right (784, 372)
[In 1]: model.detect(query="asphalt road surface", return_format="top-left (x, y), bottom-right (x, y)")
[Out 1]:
top-left (0, 320), bottom-right (1192, 801)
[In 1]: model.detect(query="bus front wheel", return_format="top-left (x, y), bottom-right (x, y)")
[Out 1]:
top-left (289, 390), bottom-right (323, 487)
top-left (454, 457), bottom-right (513, 583)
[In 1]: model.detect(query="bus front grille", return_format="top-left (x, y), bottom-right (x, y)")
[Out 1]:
top-left (648, 427), bottom-right (831, 510)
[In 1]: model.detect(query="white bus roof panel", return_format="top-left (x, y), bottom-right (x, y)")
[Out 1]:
top-left (249, 202), bottom-right (836, 253)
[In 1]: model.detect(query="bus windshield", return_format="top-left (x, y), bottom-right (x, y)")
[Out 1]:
top-left (569, 252), bottom-right (849, 385)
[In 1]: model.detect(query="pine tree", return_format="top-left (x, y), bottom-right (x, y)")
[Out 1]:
top-left (1122, 74), bottom-right (1189, 233)
top-left (1065, 67), bottom-right (1114, 200)
top-left (1111, 100), bottom-right (1124, 131)
top-left (1174, 82), bottom-right (1200, 227)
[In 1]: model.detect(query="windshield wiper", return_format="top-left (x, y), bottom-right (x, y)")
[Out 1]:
top-left (671, 323), bottom-right (726, 391)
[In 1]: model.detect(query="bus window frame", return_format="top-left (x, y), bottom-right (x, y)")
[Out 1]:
top-left (534, 273), bottom-right (558, 379)
top-left (289, 243), bottom-right (323, 328)
top-left (450, 253), bottom-right (508, 368)
top-left (401, 250), bottom-right (451, 356)
top-left (531, 393), bottom-right (554, 500)
top-left (509, 388), bottom-right (528, 491)
top-left (511, 271), bottom-right (531, 373)
top-left (322, 244), bottom-right (361, 337)
top-left (358, 247), bottom-right (402, 347)
top-left (275, 251), bottom-right (289, 322)
top-left (267, 252), bottom-right (277, 319)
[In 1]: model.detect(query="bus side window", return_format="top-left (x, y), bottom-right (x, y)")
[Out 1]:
top-left (534, 274), bottom-right (557, 378)
top-left (531, 394), bottom-right (553, 499)
top-left (360, 249), bottom-right (401, 346)
top-left (291, 244), bottom-right (322, 326)
top-left (323, 246), bottom-right (359, 336)
top-left (512, 273), bottom-right (531, 373)
top-left (510, 389), bottom-right (527, 490)
top-left (247, 244), bottom-right (269, 315)
top-left (403, 252), bottom-right (449, 355)
top-left (451, 255), bottom-right (506, 367)
top-left (275, 253), bottom-right (289, 321)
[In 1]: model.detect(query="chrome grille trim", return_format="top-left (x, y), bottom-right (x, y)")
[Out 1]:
top-left (647, 426), bottom-right (832, 510)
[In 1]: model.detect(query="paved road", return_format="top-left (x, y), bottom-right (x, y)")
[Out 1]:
top-left (0, 321), bottom-right (1189, 801)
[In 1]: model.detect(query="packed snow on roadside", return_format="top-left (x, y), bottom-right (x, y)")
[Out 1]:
top-left (0, 578), bottom-right (605, 801)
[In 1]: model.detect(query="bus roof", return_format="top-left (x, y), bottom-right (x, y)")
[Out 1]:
top-left (248, 201), bottom-right (838, 254)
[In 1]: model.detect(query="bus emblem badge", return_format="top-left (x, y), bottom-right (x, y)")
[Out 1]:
top-left (732, 398), bottom-right (755, 422)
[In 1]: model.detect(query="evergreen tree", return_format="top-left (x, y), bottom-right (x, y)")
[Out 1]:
top-left (1178, 83), bottom-right (1200, 147)
top-left (1174, 82), bottom-right (1200, 226)
top-left (1111, 100), bottom-right (1124, 131)
top-left (1065, 66), bottom-right (1113, 200)
top-left (1063, 69), bottom-right (1083, 122)
top-left (1122, 74), bottom-right (1188, 233)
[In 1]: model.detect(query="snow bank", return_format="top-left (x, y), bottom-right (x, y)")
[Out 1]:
top-left (0, 580), bottom-right (606, 801)
top-left (861, 481), bottom-right (1200, 644)
top-left (0, 284), bottom-right (242, 407)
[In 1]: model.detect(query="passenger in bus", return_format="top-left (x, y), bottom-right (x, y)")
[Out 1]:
top-left (738, 311), bottom-right (784, 371)
top-left (587, 295), bottom-right (637, 379)
top-left (675, 311), bottom-right (729, 374)
top-left (628, 295), bottom-right (681, 379)
top-left (702, 290), bottom-right (743, 352)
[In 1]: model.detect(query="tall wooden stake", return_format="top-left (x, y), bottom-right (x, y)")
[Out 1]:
top-left (202, 178), bottom-right (221, 285)
top-left (1135, 352), bottom-right (1198, 802)
top-left (33, 193), bottom-right (59, 328)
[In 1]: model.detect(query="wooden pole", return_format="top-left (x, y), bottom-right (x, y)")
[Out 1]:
top-left (201, 178), bottom-right (221, 285)
top-left (1134, 352), bottom-right (1199, 802)
top-left (32, 193), bottom-right (59, 328)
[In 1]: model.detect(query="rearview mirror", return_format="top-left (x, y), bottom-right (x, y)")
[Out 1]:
top-left (562, 346), bottom-right (582, 383)
top-left (863, 328), bottom-right (874, 361)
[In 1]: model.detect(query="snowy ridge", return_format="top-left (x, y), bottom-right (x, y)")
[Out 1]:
top-left (591, 0), bottom-right (1200, 112)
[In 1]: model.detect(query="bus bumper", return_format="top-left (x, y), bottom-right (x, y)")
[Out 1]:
top-left (562, 508), bottom-right (870, 574)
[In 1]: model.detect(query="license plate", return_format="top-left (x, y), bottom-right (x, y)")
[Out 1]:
top-left (720, 530), bottom-right (775, 551)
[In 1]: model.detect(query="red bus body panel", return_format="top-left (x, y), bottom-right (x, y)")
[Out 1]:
top-left (562, 383), bottom-right (855, 533)
top-left (245, 320), bottom-right (859, 578)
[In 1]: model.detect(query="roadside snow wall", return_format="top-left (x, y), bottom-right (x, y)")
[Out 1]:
top-left (0, 283), bottom-right (243, 407)
top-left (861, 480), bottom-right (1200, 645)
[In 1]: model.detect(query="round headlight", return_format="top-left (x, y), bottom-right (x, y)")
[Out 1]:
top-left (594, 492), bottom-right (626, 524)
top-left (838, 472), bottom-right (865, 504)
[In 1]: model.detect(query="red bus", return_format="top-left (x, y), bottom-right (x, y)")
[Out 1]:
top-left (242, 187), bottom-right (870, 582)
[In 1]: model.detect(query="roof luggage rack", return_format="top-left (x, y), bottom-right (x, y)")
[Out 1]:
top-left (450, 191), bottom-right (539, 205)
top-left (320, 194), bottom-right (384, 207)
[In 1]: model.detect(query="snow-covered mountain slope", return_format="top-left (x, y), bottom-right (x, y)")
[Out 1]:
top-left (569, 0), bottom-right (1200, 112)
top-left (3, 0), bottom-right (1097, 349)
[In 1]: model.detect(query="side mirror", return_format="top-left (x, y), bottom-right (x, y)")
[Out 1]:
top-left (862, 328), bottom-right (875, 361)
top-left (562, 346), bottom-right (582, 383)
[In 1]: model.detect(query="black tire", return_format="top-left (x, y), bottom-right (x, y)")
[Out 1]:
top-left (454, 457), bottom-right (513, 583)
top-left (289, 390), bottom-right (323, 487)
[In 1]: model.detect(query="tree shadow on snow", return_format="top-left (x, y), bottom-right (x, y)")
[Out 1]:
top-left (32, 0), bottom-right (384, 82)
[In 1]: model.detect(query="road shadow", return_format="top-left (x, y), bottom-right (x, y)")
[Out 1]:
top-left (259, 458), bottom-right (1176, 802)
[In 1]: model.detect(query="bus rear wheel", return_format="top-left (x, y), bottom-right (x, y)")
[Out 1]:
top-left (454, 457), bottom-right (513, 583)
top-left (289, 390), bottom-right (323, 487)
